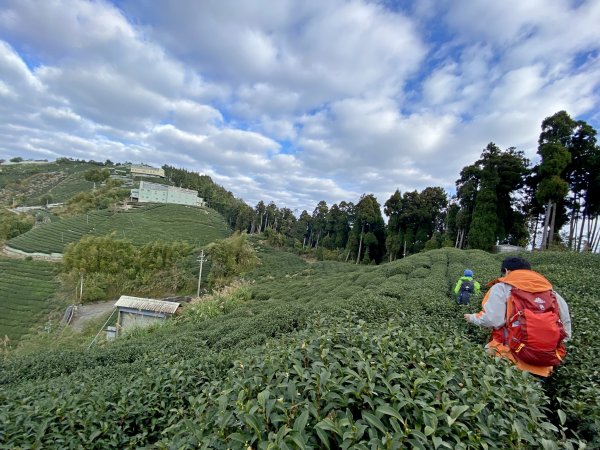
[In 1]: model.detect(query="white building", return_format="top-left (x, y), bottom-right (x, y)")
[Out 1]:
top-left (130, 180), bottom-right (205, 207)
top-left (130, 164), bottom-right (165, 178)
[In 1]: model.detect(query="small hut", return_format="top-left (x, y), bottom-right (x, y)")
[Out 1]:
top-left (114, 295), bottom-right (180, 335)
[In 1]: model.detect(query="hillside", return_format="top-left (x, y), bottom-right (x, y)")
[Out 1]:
top-left (0, 160), bottom-right (99, 206)
top-left (1, 246), bottom-right (597, 448)
top-left (0, 257), bottom-right (60, 345)
top-left (6, 203), bottom-right (231, 255)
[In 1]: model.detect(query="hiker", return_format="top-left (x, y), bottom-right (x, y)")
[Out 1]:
top-left (454, 269), bottom-right (480, 305)
top-left (464, 257), bottom-right (572, 378)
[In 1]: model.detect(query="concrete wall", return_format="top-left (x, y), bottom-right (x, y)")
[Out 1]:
top-left (131, 183), bottom-right (199, 206)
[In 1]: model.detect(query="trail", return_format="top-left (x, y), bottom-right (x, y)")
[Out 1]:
top-left (0, 244), bottom-right (62, 261)
top-left (70, 301), bottom-right (116, 331)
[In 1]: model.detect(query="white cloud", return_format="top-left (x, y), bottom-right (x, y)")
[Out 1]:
top-left (0, 0), bottom-right (599, 213)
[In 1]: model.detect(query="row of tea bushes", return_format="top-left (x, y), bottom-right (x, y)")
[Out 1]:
top-left (0, 258), bottom-right (59, 344)
top-left (0, 319), bottom-right (565, 449)
top-left (0, 247), bottom-right (597, 447)
top-left (7, 204), bottom-right (231, 254)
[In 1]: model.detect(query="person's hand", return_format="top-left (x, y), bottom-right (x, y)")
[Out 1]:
top-left (464, 313), bottom-right (471, 322)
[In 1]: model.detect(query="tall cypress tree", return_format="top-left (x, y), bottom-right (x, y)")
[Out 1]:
top-left (468, 168), bottom-right (499, 251)
top-left (536, 112), bottom-right (573, 249)
top-left (384, 189), bottom-right (403, 261)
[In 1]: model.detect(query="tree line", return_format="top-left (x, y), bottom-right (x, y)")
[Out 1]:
top-left (164, 110), bottom-right (600, 263)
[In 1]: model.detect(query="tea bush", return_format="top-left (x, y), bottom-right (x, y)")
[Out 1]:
top-left (7, 204), bottom-right (230, 254)
top-left (0, 247), bottom-right (597, 448)
top-left (0, 257), bottom-right (59, 345)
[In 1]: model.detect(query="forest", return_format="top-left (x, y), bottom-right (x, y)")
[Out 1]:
top-left (164, 110), bottom-right (600, 263)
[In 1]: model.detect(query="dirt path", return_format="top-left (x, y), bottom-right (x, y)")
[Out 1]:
top-left (0, 244), bottom-right (62, 261)
top-left (70, 301), bottom-right (116, 331)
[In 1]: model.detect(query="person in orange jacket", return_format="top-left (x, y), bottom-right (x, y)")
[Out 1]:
top-left (464, 256), bottom-right (572, 377)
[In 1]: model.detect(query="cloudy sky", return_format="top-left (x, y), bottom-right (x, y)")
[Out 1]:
top-left (1, 0), bottom-right (599, 213)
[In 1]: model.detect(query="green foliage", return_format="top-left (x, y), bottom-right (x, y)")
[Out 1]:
top-left (264, 228), bottom-right (285, 247)
top-left (537, 175), bottom-right (570, 204)
top-left (457, 143), bottom-right (530, 249)
top-left (83, 168), bottom-right (110, 186)
top-left (62, 235), bottom-right (194, 301)
top-left (66, 179), bottom-right (129, 214)
top-left (351, 194), bottom-right (386, 264)
top-left (207, 232), bottom-right (260, 288)
top-left (0, 257), bottom-right (60, 346)
top-left (181, 285), bottom-right (252, 323)
top-left (162, 165), bottom-right (250, 230)
top-left (384, 188), bottom-right (447, 258)
top-left (0, 246), bottom-right (596, 448)
top-left (7, 204), bottom-right (230, 254)
top-left (468, 180), bottom-right (498, 251)
top-left (526, 251), bottom-right (600, 446)
top-left (0, 160), bottom-right (97, 206)
top-left (0, 208), bottom-right (34, 240)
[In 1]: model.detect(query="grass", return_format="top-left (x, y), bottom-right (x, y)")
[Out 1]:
top-left (7, 203), bottom-right (231, 254)
top-left (0, 257), bottom-right (60, 346)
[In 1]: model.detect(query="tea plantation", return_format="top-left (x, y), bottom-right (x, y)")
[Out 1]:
top-left (0, 161), bottom-right (97, 206)
top-left (6, 204), bottom-right (231, 254)
top-left (0, 257), bottom-right (59, 345)
top-left (0, 247), bottom-right (598, 448)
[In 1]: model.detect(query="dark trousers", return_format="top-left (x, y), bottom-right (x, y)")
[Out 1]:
top-left (457, 292), bottom-right (470, 305)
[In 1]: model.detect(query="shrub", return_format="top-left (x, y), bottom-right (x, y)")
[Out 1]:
top-left (207, 232), bottom-right (259, 288)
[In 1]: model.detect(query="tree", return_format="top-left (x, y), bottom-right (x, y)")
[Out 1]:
top-left (255, 201), bottom-right (267, 232)
top-left (0, 208), bottom-right (34, 240)
top-left (206, 232), bottom-right (259, 288)
top-left (311, 201), bottom-right (329, 249)
top-left (234, 204), bottom-right (253, 233)
top-left (564, 120), bottom-right (599, 250)
top-left (384, 190), bottom-right (402, 261)
top-left (415, 187), bottom-right (448, 251)
top-left (40, 194), bottom-right (54, 207)
top-left (294, 210), bottom-right (312, 248)
top-left (84, 168), bottom-right (110, 189)
top-left (454, 165), bottom-right (480, 248)
top-left (351, 194), bottom-right (385, 264)
top-left (468, 174), bottom-right (499, 251)
top-left (457, 143), bottom-right (529, 250)
top-left (535, 112), bottom-right (573, 249)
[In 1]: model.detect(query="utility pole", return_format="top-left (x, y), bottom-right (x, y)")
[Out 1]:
top-left (196, 250), bottom-right (206, 297)
top-left (79, 270), bottom-right (84, 303)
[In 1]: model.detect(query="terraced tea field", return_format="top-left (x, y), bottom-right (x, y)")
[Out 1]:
top-left (7, 204), bottom-right (231, 254)
top-left (0, 257), bottom-right (59, 345)
top-left (27, 169), bottom-right (95, 205)
top-left (1, 248), bottom-right (598, 448)
top-left (0, 161), bottom-right (96, 206)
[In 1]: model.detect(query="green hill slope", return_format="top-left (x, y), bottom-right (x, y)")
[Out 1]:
top-left (0, 248), bottom-right (598, 448)
top-left (0, 161), bottom-right (99, 206)
top-left (6, 204), bottom-right (231, 254)
top-left (0, 258), bottom-right (60, 345)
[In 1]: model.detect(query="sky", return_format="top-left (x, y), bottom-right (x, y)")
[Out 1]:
top-left (1, 0), bottom-right (599, 214)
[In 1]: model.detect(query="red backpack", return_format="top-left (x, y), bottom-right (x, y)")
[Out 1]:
top-left (504, 287), bottom-right (567, 366)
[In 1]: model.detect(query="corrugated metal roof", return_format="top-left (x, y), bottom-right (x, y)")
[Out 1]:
top-left (115, 296), bottom-right (180, 314)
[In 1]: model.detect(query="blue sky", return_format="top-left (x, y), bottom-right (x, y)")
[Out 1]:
top-left (1, 0), bottom-right (599, 213)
